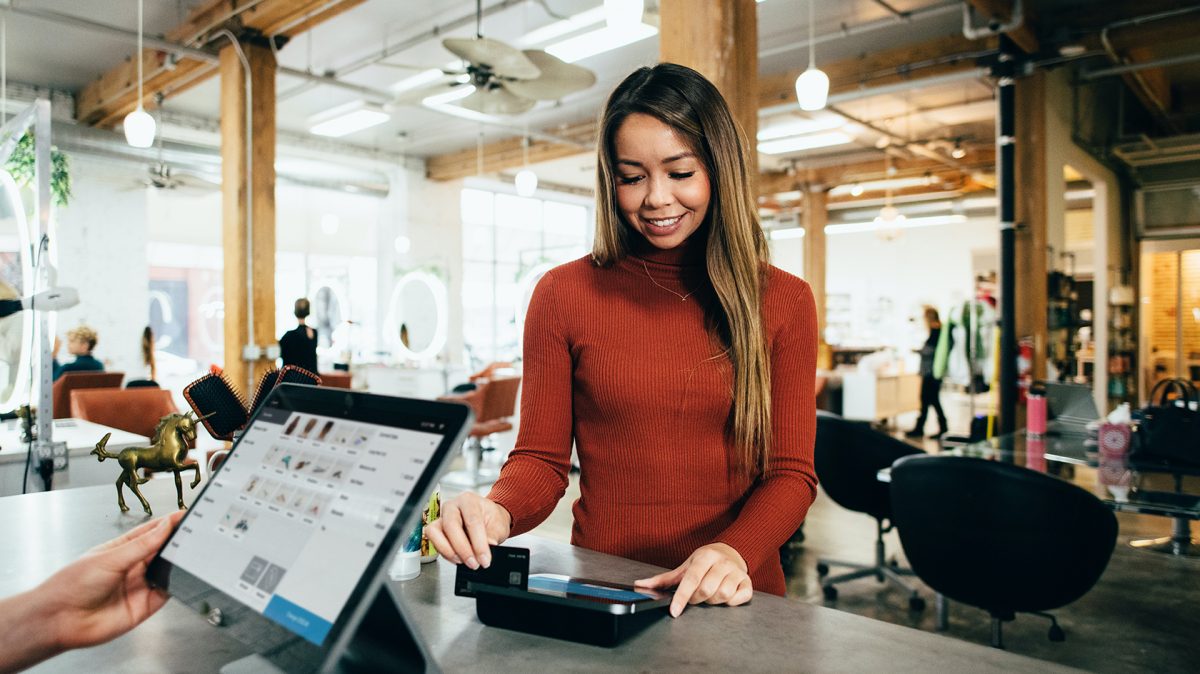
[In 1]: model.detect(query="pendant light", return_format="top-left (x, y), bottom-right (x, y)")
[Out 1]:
top-left (874, 154), bottom-right (905, 240)
top-left (124, 0), bottom-right (157, 148)
top-left (795, 0), bottom-right (829, 111)
top-left (514, 135), bottom-right (538, 197)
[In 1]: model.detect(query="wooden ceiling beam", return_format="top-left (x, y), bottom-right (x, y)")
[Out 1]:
top-left (424, 122), bottom-right (598, 182)
top-left (759, 145), bottom-right (996, 196)
top-left (77, 0), bottom-right (366, 127)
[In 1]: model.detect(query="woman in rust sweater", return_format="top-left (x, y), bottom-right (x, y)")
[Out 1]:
top-left (428, 63), bottom-right (818, 617)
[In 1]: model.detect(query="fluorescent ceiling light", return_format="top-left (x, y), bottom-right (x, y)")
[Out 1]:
top-left (769, 227), bottom-right (805, 240)
top-left (758, 115), bottom-right (844, 141)
top-left (825, 214), bottom-right (967, 235)
top-left (420, 85), bottom-right (503, 123)
top-left (391, 67), bottom-right (449, 94)
top-left (544, 23), bottom-right (657, 63)
top-left (829, 176), bottom-right (935, 196)
top-left (757, 131), bottom-right (853, 155)
top-left (309, 101), bottom-right (390, 137)
top-left (518, 7), bottom-right (606, 46)
top-left (422, 86), bottom-right (475, 106)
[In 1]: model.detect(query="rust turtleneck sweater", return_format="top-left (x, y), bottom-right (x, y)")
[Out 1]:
top-left (488, 233), bottom-right (818, 596)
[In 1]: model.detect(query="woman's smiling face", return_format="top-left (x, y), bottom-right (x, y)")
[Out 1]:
top-left (612, 113), bottom-right (711, 250)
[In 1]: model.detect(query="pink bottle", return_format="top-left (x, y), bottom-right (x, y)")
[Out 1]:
top-left (1027, 390), bottom-right (1047, 436)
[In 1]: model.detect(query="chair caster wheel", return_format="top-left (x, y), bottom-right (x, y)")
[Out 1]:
top-left (909, 596), bottom-right (926, 612)
top-left (1048, 624), bottom-right (1065, 642)
top-left (822, 585), bottom-right (837, 601)
top-left (816, 563), bottom-right (829, 577)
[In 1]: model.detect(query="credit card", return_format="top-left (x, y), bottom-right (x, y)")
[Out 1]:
top-left (454, 545), bottom-right (530, 597)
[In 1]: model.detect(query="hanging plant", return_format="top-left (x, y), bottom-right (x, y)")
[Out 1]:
top-left (4, 132), bottom-right (71, 207)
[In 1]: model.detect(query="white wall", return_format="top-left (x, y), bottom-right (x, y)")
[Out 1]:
top-left (772, 217), bottom-right (1000, 349)
top-left (54, 156), bottom-right (149, 379)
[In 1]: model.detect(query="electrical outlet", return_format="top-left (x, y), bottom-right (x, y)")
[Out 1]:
top-left (36, 441), bottom-right (69, 471)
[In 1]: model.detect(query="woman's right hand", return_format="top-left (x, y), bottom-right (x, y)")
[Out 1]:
top-left (425, 492), bottom-right (512, 569)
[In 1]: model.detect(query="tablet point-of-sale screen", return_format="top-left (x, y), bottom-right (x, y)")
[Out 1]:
top-left (162, 406), bottom-right (442, 645)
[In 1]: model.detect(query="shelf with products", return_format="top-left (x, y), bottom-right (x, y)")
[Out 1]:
top-left (1107, 277), bottom-right (1136, 404)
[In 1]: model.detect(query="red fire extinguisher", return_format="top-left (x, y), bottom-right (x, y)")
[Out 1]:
top-left (1017, 337), bottom-right (1035, 404)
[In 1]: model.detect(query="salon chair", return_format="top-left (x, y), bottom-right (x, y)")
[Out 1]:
top-left (52, 371), bottom-right (124, 419)
top-left (814, 411), bottom-right (927, 610)
top-left (890, 454), bottom-right (1117, 648)
top-left (440, 374), bottom-right (522, 489)
top-left (70, 387), bottom-right (178, 439)
top-left (319, 372), bottom-right (353, 389)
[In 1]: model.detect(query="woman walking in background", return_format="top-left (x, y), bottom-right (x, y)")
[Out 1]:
top-left (908, 306), bottom-right (948, 439)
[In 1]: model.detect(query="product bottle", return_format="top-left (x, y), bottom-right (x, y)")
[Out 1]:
top-left (1027, 385), bottom-right (1047, 436)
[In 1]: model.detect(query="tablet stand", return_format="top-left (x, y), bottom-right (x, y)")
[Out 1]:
top-left (219, 582), bottom-right (438, 674)
top-left (332, 581), bottom-right (438, 673)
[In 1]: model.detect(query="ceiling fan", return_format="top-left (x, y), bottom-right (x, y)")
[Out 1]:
top-left (420, 0), bottom-right (597, 115)
top-left (142, 161), bottom-right (219, 192)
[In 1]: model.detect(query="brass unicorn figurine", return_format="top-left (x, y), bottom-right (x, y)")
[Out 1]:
top-left (91, 411), bottom-right (213, 515)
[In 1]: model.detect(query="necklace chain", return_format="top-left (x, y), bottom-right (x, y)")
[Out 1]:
top-left (641, 259), bottom-right (700, 302)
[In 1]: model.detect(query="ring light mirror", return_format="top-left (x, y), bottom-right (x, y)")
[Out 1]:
top-left (0, 172), bottom-right (33, 411)
top-left (385, 271), bottom-right (447, 363)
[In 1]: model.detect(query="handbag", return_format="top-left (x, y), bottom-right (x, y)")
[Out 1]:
top-left (1131, 378), bottom-right (1200, 469)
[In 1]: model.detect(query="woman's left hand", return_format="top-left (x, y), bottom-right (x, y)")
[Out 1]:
top-left (634, 543), bottom-right (753, 617)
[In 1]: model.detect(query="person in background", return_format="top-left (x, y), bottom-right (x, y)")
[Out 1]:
top-left (279, 298), bottom-right (318, 374)
top-left (52, 325), bottom-right (104, 381)
top-left (428, 63), bottom-right (818, 618)
top-left (141, 326), bottom-right (157, 383)
top-left (0, 511), bottom-right (184, 672)
top-left (907, 306), bottom-right (948, 439)
top-left (123, 326), bottom-right (159, 388)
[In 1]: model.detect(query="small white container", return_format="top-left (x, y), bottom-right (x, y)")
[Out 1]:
top-left (389, 550), bottom-right (421, 581)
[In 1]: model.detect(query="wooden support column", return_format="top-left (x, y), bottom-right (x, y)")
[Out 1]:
top-left (802, 188), bottom-right (828, 339)
top-left (1014, 70), bottom-right (1048, 381)
top-left (659, 0), bottom-right (758, 179)
top-left (221, 40), bottom-right (276, 395)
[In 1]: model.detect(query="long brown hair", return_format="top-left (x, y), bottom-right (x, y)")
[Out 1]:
top-left (592, 63), bottom-right (771, 475)
top-left (142, 326), bottom-right (156, 381)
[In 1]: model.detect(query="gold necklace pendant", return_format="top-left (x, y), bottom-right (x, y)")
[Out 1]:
top-left (641, 259), bottom-right (699, 301)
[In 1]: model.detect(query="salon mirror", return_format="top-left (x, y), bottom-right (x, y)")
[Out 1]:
top-left (385, 271), bottom-right (447, 362)
top-left (312, 285), bottom-right (343, 349)
top-left (0, 173), bottom-right (32, 410)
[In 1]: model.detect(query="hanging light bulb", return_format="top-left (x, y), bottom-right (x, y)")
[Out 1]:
top-left (515, 169), bottom-right (538, 197)
top-left (951, 138), bottom-right (967, 159)
top-left (874, 154), bottom-right (905, 241)
top-left (849, 183), bottom-right (864, 197)
top-left (124, 0), bottom-right (156, 148)
top-left (605, 0), bottom-right (644, 28)
top-left (795, 0), bottom-right (829, 111)
top-left (514, 134), bottom-right (537, 197)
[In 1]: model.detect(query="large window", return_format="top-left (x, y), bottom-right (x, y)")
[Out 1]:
top-left (461, 185), bottom-right (591, 366)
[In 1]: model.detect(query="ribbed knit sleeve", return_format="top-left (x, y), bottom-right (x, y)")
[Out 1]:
top-left (487, 269), bottom-right (574, 535)
top-left (715, 275), bottom-right (819, 574)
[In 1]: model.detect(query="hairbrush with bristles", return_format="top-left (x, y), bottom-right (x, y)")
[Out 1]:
top-left (183, 373), bottom-right (250, 441)
top-left (184, 367), bottom-right (323, 440)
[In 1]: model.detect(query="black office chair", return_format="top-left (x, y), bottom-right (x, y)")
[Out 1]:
top-left (814, 411), bottom-right (927, 610)
top-left (889, 455), bottom-right (1118, 648)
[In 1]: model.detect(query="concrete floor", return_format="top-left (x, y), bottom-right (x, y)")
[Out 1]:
top-left (785, 484), bottom-right (1200, 673)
